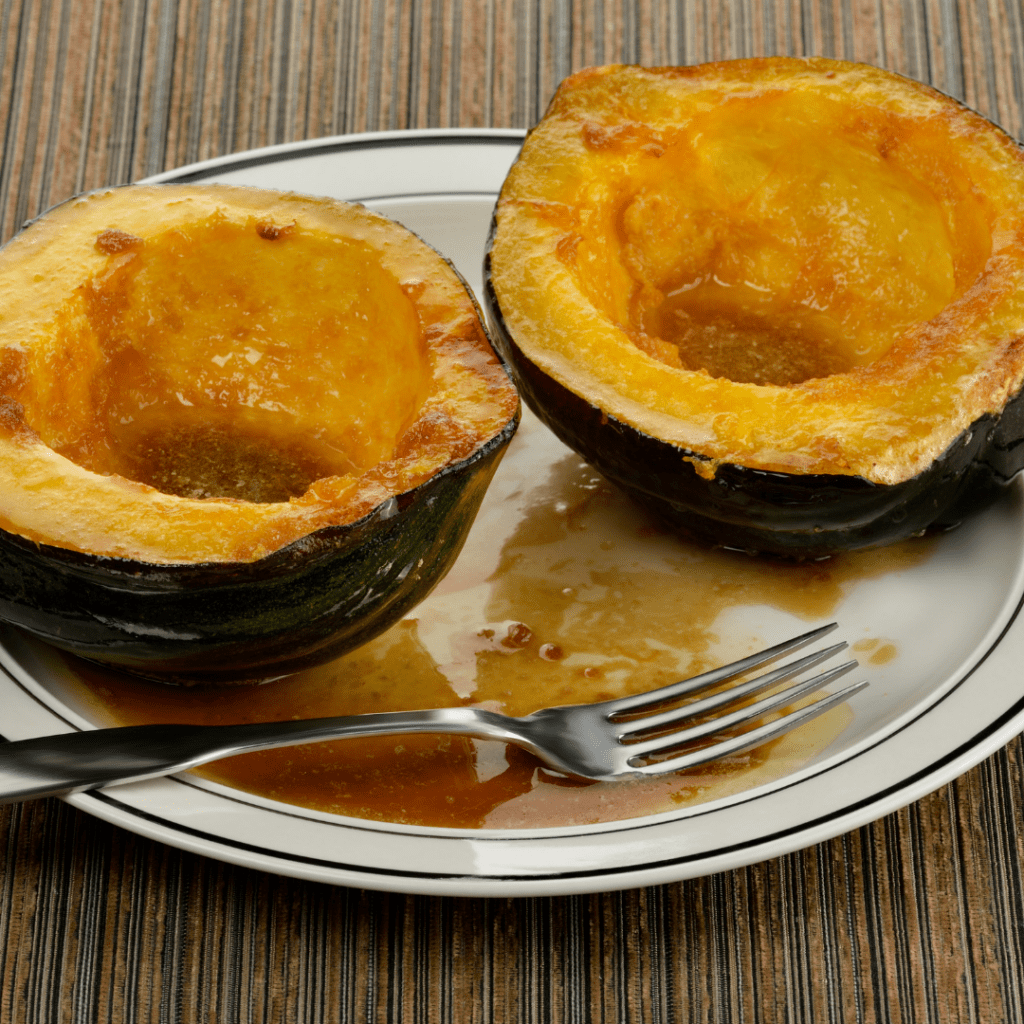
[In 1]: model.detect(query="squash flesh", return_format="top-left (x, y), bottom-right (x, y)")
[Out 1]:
top-left (490, 60), bottom-right (1024, 485)
top-left (27, 216), bottom-right (430, 497)
top-left (0, 185), bottom-right (518, 564)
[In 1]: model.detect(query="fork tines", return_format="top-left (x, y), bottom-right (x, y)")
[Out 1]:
top-left (612, 623), bottom-right (867, 774)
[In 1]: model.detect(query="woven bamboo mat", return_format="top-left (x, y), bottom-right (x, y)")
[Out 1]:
top-left (3, 0), bottom-right (1024, 1021)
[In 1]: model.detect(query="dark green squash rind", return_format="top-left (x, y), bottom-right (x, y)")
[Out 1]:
top-left (0, 413), bottom-right (519, 684)
top-left (483, 254), bottom-right (1024, 558)
top-left (0, 184), bottom-right (521, 683)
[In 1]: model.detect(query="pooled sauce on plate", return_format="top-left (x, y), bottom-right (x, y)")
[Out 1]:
top-left (65, 415), bottom-right (933, 828)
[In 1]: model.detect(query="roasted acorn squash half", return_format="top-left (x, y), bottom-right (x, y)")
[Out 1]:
top-left (0, 184), bottom-right (519, 683)
top-left (485, 59), bottom-right (1024, 556)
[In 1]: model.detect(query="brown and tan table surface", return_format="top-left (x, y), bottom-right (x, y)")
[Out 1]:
top-left (3, 1), bottom-right (1024, 1021)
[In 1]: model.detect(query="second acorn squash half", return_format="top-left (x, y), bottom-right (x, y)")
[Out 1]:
top-left (0, 184), bottom-right (519, 682)
top-left (485, 59), bottom-right (1024, 556)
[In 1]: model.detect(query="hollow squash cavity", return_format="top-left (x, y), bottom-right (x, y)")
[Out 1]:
top-left (23, 215), bottom-right (429, 503)
top-left (0, 184), bottom-right (519, 565)
top-left (569, 87), bottom-right (991, 387)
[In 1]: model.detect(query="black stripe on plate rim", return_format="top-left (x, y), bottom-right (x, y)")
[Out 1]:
top-left (3, 579), bottom-right (1018, 883)
top-left (79, 635), bottom-right (1024, 884)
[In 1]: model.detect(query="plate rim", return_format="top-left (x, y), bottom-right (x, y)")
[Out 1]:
top-left (140, 126), bottom-right (528, 189)
top-left (26, 584), bottom-right (1024, 894)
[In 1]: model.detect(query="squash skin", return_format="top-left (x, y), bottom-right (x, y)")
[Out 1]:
top-left (484, 60), bottom-right (1024, 557)
top-left (0, 428), bottom-right (512, 683)
top-left (0, 183), bottom-right (520, 682)
top-left (485, 268), bottom-right (1024, 556)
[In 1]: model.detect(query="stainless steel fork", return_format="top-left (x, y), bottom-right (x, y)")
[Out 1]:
top-left (0, 622), bottom-right (864, 803)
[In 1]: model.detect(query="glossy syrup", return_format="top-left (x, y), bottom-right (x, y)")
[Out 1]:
top-left (65, 414), bottom-right (934, 828)
top-left (649, 278), bottom-right (855, 385)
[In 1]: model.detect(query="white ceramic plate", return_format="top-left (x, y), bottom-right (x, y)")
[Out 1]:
top-left (2, 130), bottom-right (1024, 896)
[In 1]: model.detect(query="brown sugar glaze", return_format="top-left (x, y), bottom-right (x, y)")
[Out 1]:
top-left (65, 412), bottom-right (934, 828)
top-left (648, 277), bottom-right (856, 386)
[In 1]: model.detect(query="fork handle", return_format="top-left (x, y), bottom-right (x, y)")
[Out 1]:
top-left (0, 708), bottom-right (525, 805)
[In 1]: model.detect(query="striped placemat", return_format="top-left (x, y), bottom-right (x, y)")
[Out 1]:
top-left (5, 773), bottom-right (1024, 1022)
top-left (2, 0), bottom-right (1022, 241)
top-left (2, 0), bottom-right (1024, 1021)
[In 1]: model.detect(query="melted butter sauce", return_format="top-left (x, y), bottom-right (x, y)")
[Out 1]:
top-left (65, 412), bottom-right (934, 829)
top-left (650, 277), bottom-right (855, 385)
top-left (116, 422), bottom-right (330, 503)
